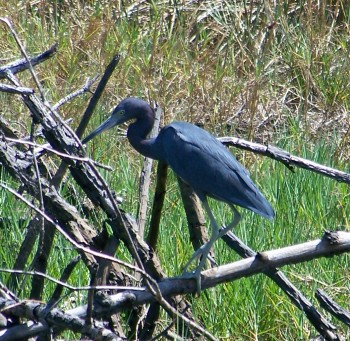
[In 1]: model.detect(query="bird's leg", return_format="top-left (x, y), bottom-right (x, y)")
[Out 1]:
top-left (183, 201), bottom-right (241, 294)
top-left (182, 199), bottom-right (219, 273)
top-left (217, 204), bottom-right (241, 239)
top-left (182, 199), bottom-right (220, 293)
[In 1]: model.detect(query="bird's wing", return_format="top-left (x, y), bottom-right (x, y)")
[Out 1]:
top-left (159, 122), bottom-right (274, 219)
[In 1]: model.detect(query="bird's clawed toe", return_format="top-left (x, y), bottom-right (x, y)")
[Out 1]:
top-left (182, 269), bottom-right (202, 295)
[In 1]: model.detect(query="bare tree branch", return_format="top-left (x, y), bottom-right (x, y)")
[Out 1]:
top-left (52, 76), bottom-right (98, 110)
top-left (220, 136), bottom-right (350, 184)
top-left (315, 289), bottom-right (350, 327)
top-left (0, 83), bottom-right (34, 95)
top-left (51, 54), bottom-right (121, 189)
top-left (1, 231), bottom-right (347, 339)
top-left (137, 103), bottom-right (162, 238)
top-left (0, 43), bottom-right (58, 79)
top-left (0, 18), bottom-right (47, 101)
top-left (147, 160), bottom-right (168, 250)
top-left (0, 298), bottom-right (125, 341)
top-left (16, 230), bottom-right (347, 319)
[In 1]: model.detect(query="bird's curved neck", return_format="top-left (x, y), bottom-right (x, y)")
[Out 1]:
top-left (127, 116), bottom-right (163, 160)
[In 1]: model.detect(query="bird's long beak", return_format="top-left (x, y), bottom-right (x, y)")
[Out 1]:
top-left (82, 110), bottom-right (125, 144)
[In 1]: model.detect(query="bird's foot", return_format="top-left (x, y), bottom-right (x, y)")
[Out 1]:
top-left (182, 243), bottom-right (217, 295)
top-left (207, 254), bottom-right (218, 267)
top-left (182, 269), bottom-right (202, 296)
top-left (182, 251), bottom-right (204, 296)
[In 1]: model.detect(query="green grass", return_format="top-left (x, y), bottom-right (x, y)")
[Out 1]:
top-left (1, 1), bottom-right (350, 339)
top-left (152, 140), bottom-right (350, 339)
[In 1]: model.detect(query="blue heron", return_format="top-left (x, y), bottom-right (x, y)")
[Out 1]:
top-left (83, 97), bottom-right (274, 292)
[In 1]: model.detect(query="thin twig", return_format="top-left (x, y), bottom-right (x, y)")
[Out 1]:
top-left (52, 76), bottom-right (98, 110)
top-left (0, 281), bottom-right (18, 301)
top-left (0, 182), bottom-right (149, 278)
top-left (51, 54), bottom-right (121, 189)
top-left (0, 269), bottom-right (143, 293)
top-left (0, 18), bottom-right (46, 102)
top-left (4, 137), bottom-right (112, 170)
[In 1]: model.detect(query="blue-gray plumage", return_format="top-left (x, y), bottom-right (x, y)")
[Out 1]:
top-left (159, 122), bottom-right (274, 219)
top-left (83, 97), bottom-right (274, 292)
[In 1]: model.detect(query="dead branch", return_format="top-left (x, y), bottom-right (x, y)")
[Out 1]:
top-left (100, 231), bottom-right (350, 312)
top-left (1, 231), bottom-right (348, 339)
top-left (1, 17), bottom-right (46, 100)
top-left (222, 230), bottom-right (338, 340)
top-left (52, 76), bottom-right (98, 110)
top-left (203, 231), bottom-right (350, 288)
top-left (0, 83), bottom-right (34, 95)
top-left (8, 231), bottom-right (346, 318)
top-left (220, 136), bottom-right (350, 184)
top-left (146, 160), bottom-right (168, 250)
top-left (0, 43), bottom-right (58, 79)
top-left (315, 289), bottom-right (350, 327)
top-left (0, 298), bottom-right (124, 341)
top-left (51, 54), bottom-right (121, 189)
top-left (177, 178), bottom-right (210, 254)
top-left (0, 22), bottom-right (349, 340)
top-left (137, 103), bottom-right (162, 238)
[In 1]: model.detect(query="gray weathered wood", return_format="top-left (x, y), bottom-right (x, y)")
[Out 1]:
top-left (220, 136), bottom-right (350, 184)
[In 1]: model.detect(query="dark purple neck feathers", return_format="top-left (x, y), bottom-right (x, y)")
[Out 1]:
top-left (126, 107), bottom-right (163, 161)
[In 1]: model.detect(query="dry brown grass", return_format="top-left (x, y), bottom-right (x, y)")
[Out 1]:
top-left (1, 1), bottom-right (350, 152)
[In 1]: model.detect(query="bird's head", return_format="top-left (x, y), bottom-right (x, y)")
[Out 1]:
top-left (82, 97), bottom-right (153, 144)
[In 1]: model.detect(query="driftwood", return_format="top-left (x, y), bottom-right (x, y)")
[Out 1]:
top-left (0, 22), bottom-right (349, 341)
top-left (1, 231), bottom-right (349, 340)
top-left (0, 20), bottom-right (205, 340)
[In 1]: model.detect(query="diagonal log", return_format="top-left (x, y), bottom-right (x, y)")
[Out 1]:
top-left (315, 289), bottom-right (350, 327)
top-left (2, 231), bottom-right (348, 339)
top-left (0, 298), bottom-right (123, 341)
top-left (17, 90), bottom-right (164, 280)
top-left (220, 230), bottom-right (340, 340)
top-left (178, 182), bottom-right (339, 340)
top-left (0, 136), bottom-right (97, 271)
